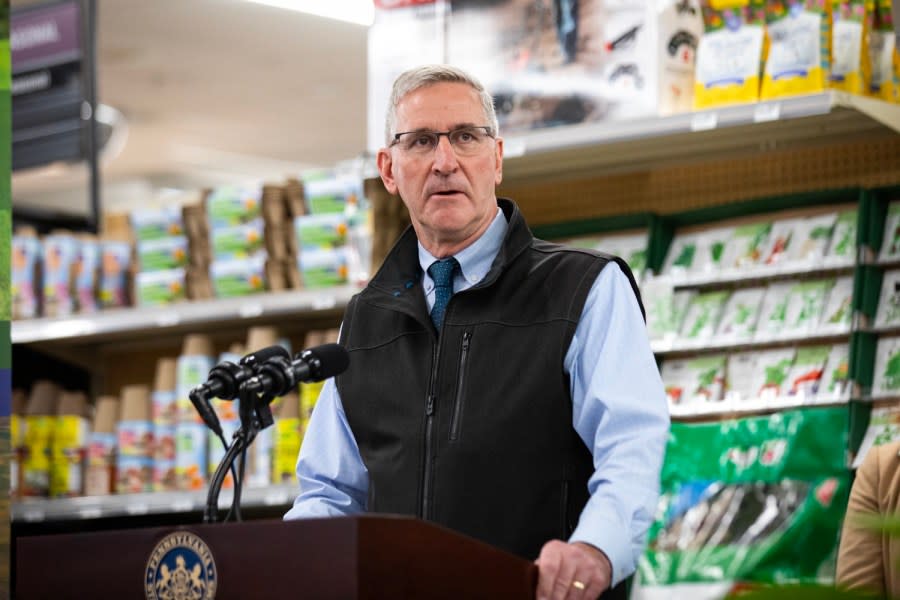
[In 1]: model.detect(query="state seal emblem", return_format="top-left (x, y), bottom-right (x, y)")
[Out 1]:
top-left (145, 531), bottom-right (217, 600)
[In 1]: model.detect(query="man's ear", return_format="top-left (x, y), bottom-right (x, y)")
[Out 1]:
top-left (494, 137), bottom-right (504, 186)
top-left (377, 148), bottom-right (398, 195)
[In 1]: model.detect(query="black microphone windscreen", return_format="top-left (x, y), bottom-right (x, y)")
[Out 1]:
top-left (304, 343), bottom-right (350, 379)
top-left (241, 344), bottom-right (290, 366)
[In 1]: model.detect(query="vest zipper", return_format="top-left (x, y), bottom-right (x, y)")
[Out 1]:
top-left (449, 331), bottom-right (471, 441)
top-left (421, 340), bottom-right (441, 520)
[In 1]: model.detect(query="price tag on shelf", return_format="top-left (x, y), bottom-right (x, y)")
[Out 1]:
top-left (155, 311), bottom-right (180, 327)
top-left (238, 303), bottom-right (264, 318)
top-left (171, 499), bottom-right (195, 512)
top-left (22, 509), bottom-right (45, 522)
top-left (753, 102), bottom-right (781, 123)
top-left (78, 507), bottom-right (103, 519)
top-left (263, 491), bottom-right (290, 506)
top-left (126, 502), bottom-right (150, 516)
top-left (690, 111), bottom-right (718, 131)
top-left (311, 295), bottom-right (336, 311)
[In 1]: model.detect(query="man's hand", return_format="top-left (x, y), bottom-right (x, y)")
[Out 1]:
top-left (534, 540), bottom-right (612, 600)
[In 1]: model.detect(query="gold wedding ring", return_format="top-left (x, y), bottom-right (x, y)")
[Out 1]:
top-left (572, 580), bottom-right (586, 591)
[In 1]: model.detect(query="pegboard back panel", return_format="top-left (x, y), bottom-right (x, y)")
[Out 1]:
top-left (501, 136), bottom-right (900, 226)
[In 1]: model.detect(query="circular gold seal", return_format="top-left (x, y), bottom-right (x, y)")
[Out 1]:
top-left (145, 531), bottom-right (217, 600)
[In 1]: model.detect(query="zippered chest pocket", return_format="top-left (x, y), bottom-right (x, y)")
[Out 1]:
top-left (449, 331), bottom-right (472, 441)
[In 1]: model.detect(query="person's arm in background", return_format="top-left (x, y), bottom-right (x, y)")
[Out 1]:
top-left (283, 377), bottom-right (368, 519)
top-left (835, 444), bottom-right (886, 596)
top-left (537, 261), bottom-right (670, 599)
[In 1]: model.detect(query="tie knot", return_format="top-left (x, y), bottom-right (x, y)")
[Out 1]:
top-left (428, 257), bottom-right (459, 289)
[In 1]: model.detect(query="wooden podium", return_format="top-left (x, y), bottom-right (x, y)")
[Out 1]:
top-left (16, 514), bottom-right (538, 599)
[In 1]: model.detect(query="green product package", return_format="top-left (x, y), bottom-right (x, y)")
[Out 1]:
top-left (639, 406), bottom-right (850, 588)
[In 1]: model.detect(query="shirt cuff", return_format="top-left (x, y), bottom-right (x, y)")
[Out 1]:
top-left (569, 513), bottom-right (634, 588)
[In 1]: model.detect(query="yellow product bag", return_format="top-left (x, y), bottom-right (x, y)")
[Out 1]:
top-left (50, 414), bottom-right (89, 497)
top-left (761, 0), bottom-right (831, 98)
top-left (695, 0), bottom-right (769, 108)
top-left (829, 0), bottom-right (873, 93)
top-left (867, 0), bottom-right (896, 100)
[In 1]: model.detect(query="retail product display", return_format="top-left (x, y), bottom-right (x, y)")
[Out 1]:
top-left (21, 381), bottom-right (60, 497)
top-left (50, 391), bottom-right (89, 497)
top-left (11, 326), bottom-right (340, 502)
top-left (564, 230), bottom-right (649, 281)
top-left (84, 395), bottom-right (118, 496)
top-left (662, 343), bottom-right (849, 414)
top-left (694, 0), bottom-right (767, 108)
top-left (132, 205), bottom-right (188, 307)
top-left (871, 334), bottom-right (900, 397)
top-left (646, 276), bottom-right (850, 350)
top-left (760, 0), bottom-right (831, 100)
top-left (115, 385), bottom-right (153, 494)
top-left (637, 407), bottom-right (849, 595)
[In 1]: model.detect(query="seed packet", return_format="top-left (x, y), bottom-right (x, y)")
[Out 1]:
top-left (661, 354), bottom-right (728, 408)
top-left (679, 290), bottom-right (730, 342)
top-left (786, 213), bottom-right (836, 267)
top-left (819, 275), bottom-right (854, 332)
top-left (876, 269), bottom-right (900, 327)
top-left (695, 0), bottom-right (768, 108)
top-left (867, 0), bottom-right (896, 100)
top-left (747, 347), bottom-right (797, 401)
top-left (720, 222), bottom-right (772, 274)
top-left (820, 343), bottom-right (851, 400)
top-left (761, 218), bottom-right (803, 268)
top-left (783, 279), bottom-right (832, 334)
top-left (878, 201), bottom-right (900, 262)
top-left (871, 334), bottom-right (900, 397)
top-left (725, 351), bottom-right (759, 402)
top-left (715, 286), bottom-right (766, 341)
top-left (755, 281), bottom-right (794, 339)
top-left (823, 209), bottom-right (857, 265)
top-left (646, 278), bottom-right (696, 344)
top-left (784, 345), bottom-right (831, 399)
top-left (663, 232), bottom-right (702, 278)
top-left (760, 0), bottom-right (830, 99)
top-left (829, 0), bottom-right (873, 93)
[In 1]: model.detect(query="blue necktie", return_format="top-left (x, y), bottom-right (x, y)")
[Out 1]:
top-left (428, 257), bottom-right (459, 329)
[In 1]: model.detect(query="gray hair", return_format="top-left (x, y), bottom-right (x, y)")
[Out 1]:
top-left (384, 64), bottom-right (499, 146)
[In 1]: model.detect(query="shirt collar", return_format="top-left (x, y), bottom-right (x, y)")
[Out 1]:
top-left (418, 206), bottom-right (507, 286)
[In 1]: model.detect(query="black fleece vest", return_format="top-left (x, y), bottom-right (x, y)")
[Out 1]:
top-left (337, 199), bottom-right (643, 560)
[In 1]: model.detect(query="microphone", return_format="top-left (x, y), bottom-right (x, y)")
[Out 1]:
top-left (190, 345), bottom-right (291, 435)
top-left (245, 343), bottom-right (350, 399)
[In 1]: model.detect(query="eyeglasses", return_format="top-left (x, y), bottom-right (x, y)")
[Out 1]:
top-left (390, 126), bottom-right (495, 156)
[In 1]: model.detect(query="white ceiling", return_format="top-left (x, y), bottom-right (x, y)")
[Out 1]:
top-left (11, 0), bottom-right (370, 215)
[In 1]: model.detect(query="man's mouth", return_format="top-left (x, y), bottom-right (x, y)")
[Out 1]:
top-left (431, 189), bottom-right (461, 197)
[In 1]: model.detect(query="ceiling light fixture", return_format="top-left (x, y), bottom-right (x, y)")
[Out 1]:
top-left (243, 0), bottom-right (375, 26)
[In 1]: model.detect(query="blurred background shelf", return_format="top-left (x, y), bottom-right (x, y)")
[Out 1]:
top-left (12, 483), bottom-right (297, 523)
top-left (502, 92), bottom-right (900, 184)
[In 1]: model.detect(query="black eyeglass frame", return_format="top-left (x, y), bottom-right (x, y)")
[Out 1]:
top-left (389, 125), bottom-right (496, 148)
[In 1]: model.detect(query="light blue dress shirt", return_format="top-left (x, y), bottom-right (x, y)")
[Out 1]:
top-left (284, 207), bottom-right (670, 586)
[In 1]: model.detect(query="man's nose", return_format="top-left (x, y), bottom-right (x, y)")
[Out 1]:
top-left (432, 135), bottom-right (459, 173)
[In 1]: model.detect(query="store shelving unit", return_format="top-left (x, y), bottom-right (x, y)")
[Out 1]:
top-left (12, 483), bottom-right (297, 523)
top-left (501, 92), bottom-right (900, 182)
top-left (11, 95), bottom-right (900, 527)
top-left (12, 284), bottom-right (359, 347)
